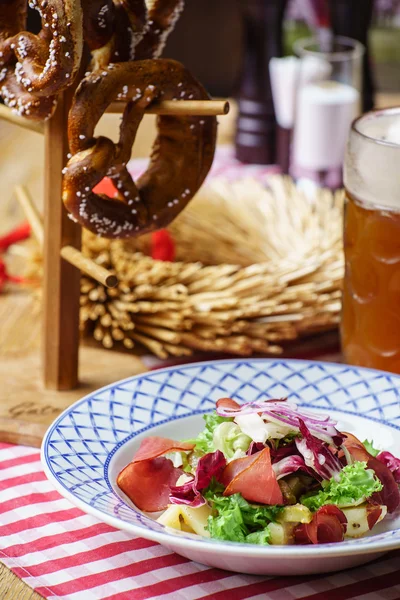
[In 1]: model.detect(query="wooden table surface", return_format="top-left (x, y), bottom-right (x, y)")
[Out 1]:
top-left (1, 92), bottom-right (399, 600)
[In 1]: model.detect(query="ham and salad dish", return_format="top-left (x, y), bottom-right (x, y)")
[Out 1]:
top-left (117, 397), bottom-right (400, 545)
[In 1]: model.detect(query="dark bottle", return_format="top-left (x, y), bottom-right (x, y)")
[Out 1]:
top-left (328, 0), bottom-right (375, 112)
top-left (235, 0), bottom-right (289, 164)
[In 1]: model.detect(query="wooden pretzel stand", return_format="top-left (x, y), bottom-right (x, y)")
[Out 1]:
top-left (0, 4), bottom-right (229, 447)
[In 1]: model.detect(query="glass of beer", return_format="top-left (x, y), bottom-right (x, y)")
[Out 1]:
top-left (342, 107), bottom-right (400, 372)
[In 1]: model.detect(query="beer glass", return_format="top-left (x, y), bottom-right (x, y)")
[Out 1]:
top-left (342, 107), bottom-right (400, 372)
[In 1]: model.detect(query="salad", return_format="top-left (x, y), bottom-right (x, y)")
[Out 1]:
top-left (117, 397), bottom-right (400, 545)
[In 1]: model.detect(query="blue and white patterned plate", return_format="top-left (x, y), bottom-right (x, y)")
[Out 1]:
top-left (41, 359), bottom-right (400, 575)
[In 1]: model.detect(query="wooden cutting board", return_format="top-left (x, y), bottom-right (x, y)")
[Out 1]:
top-left (0, 290), bottom-right (148, 448)
top-left (0, 345), bottom-right (148, 448)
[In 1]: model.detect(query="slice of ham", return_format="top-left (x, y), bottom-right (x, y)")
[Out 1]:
top-left (295, 505), bottom-right (347, 545)
top-left (221, 447), bottom-right (283, 505)
top-left (117, 436), bottom-right (195, 512)
top-left (130, 437), bottom-right (195, 463)
top-left (367, 505), bottom-right (383, 530)
top-left (216, 398), bottom-right (241, 412)
top-left (117, 457), bottom-right (183, 512)
top-left (342, 432), bottom-right (400, 514)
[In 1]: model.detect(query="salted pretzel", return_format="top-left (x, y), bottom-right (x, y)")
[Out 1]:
top-left (135, 0), bottom-right (185, 59)
top-left (82, 0), bottom-right (184, 70)
top-left (82, 0), bottom-right (148, 69)
top-left (62, 59), bottom-right (217, 238)
top-left (0, 0), bottom-right (82, 120)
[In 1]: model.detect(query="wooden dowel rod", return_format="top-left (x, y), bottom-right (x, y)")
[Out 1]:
top-left (107, 99), bottom-right (230, 116)
top-left (14, 183), bottom-right (117, 289)
top-left (14, 185), bottom-right (44, 248)
top-left (0, 100), bottom-right (229, 136)
top-left (0, 104), bottom-right (44, 134)
top-left (61, 245), bottom-right (118, 289)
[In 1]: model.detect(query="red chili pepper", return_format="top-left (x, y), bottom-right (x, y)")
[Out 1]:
top-left (151, 230), bottom-right (175, 262)
top-left (0, 258), bottom-right (30, 292)
top-left (0, 223), bottom-right (33, 292)
top-left (0, 222), bottom-right (31, 251)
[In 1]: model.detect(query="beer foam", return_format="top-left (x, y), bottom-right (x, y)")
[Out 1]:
top-left (386, 119), bottom-right (400, 145)
top-left (344, 109), bottom-right (400, 210)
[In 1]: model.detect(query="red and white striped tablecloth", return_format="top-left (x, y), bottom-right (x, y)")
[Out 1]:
top-left (0, 441), bottom-right (399, 600)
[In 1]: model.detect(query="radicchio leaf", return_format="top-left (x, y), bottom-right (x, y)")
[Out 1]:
top-left (295, 419), bottom-right (342, 481)
top-left (196, 450), bottom-right (226, 489)
top-left (169, 450), bottom-right (226, 507)
top-left (268, 441), bottom-right (300, 463)
top-left (377, 451), bottom-right (400, 484)
top-left (272, 455), bottom-right (315, 480)
top-left (168, 476), bottom-right (206, 507)
top-left (368, 457), bottom-right (400, 513)
top-left (247, 442), bottom-right (266, 456)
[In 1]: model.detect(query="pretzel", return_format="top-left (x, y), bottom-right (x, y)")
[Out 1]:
top-left (62, 59), bottom-right (217, 238)
top-left (0, 0), bottom-right (83, 120)
top-left (82, 0), bottom-right (183, 70)
top-left (82, 0), bottom-right (148, 69)
top-left (82, 1), bottom-right (114, 53)
top-left (135, 0), bottom-right (185, 59)
top-left (113, 0), bottom-right (148, 61)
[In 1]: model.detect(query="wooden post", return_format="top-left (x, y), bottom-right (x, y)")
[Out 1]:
top-left (42, 90), bottom-right (81, 390)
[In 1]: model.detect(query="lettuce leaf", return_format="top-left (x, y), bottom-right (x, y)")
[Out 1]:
top-left (363, 439), bottom-right (380, 457)
top-left (186, 413), bottom-right (232, 455)
top-left (203, 477), bottom-right (225, 498)
top-left (245, 530), bottom-right (272, 545)
top-left (213, 421), bottom-right (252, 459)
top-left (205, 492), bottom-right (283, 544)
top-left (301, 461), bottom-right (383, 511)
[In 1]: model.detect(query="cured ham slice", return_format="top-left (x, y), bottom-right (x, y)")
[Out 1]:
top-left (366, 504), bottom-right (384, 530)
top-left (117, 436), bottom-right (194, 512)
top-left (216, 398), bottom-right (241, 412)
top-left (343, 432), bottom-right (400, 513)
top-left (295, 505), bottom-right (347, 544)
top-left (117, 457), bottom-right (182, 512)
top-left (221, 447), bottom-right (283, 505)
top-left (130, 437), bottom-right (194, 463)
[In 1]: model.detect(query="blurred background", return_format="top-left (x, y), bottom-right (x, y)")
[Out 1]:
top-left (12, 0), bottom-right (398, 210)
top-left (164, 0), bottom-right (400, 98)
top-left (0, 0), bottom-right (399, 372)
top-left (25, 0), bottom-right (400, 99)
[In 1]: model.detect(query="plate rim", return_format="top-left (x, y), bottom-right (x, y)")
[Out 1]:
top-left (41, 358), bottom-right (400, 559)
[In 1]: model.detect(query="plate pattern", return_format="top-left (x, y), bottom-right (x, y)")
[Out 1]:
top-left (42, 359), bottom-right (400, 549)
